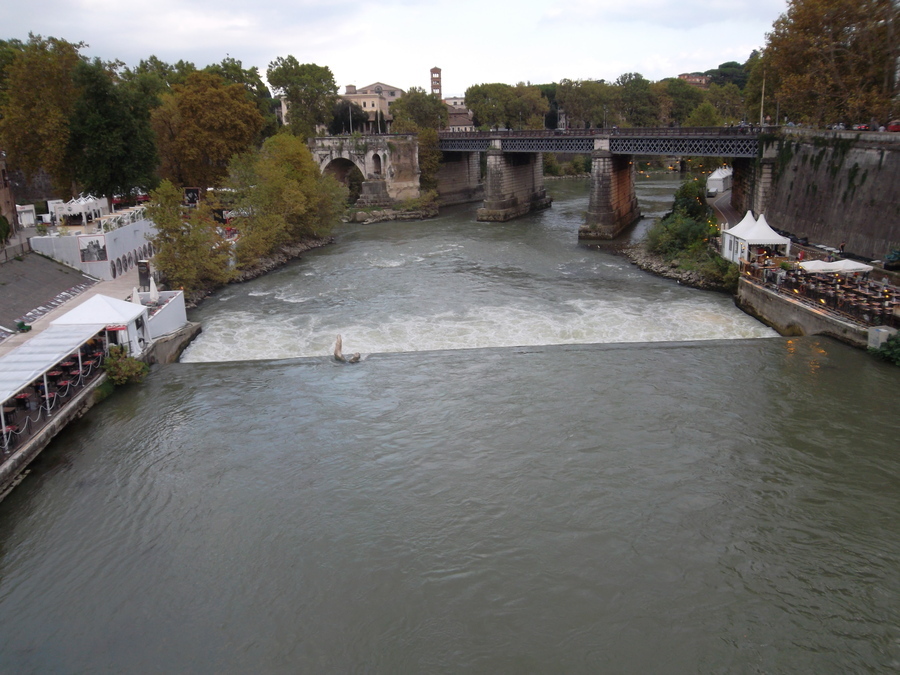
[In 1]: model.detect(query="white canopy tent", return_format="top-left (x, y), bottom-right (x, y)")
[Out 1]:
top-left (0, 324), bottom-right (104, 405)
top-left (706, 166), bottom-right (733, 195)
top-left (52, 295), bottom-right (150, 356)
top-left (721, 212), bottom-right (791, 263)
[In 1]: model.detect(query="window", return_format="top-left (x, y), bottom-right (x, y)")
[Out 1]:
top-left (389, 91), bottom-right (395, 97)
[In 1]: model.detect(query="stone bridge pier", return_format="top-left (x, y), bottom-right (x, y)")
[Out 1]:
top-left (580, 146), bottom-right (640, 239)
top-left (476, 144), bottom-right (551, 222)
top-left (435, 151), bottom-right (483, 206)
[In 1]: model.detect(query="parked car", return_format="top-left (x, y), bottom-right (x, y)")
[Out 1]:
top-left (852, 124), bottom-right (869, 131)
top-left (888, 120), bottom-right (900, 132)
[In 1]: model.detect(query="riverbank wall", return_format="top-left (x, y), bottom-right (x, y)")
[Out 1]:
top-left (0, 376), bottom-right (105, 501)
top-left (0, 322), bottom-right (201, 501)
top-left (740, 130), bottom-right (900, 261)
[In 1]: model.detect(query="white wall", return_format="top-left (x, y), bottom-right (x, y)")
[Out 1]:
top-left (30, 218), bottom-right (157, 280)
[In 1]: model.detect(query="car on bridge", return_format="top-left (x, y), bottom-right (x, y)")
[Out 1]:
top-left (888, 120), bottom-right (900, 132)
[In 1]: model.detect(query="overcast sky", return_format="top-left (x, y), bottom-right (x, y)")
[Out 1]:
top-left (3, 0), bottom-right (788, 97)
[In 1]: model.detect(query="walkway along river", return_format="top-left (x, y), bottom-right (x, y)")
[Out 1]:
top-left (0, 177), bottom-right (898, 673)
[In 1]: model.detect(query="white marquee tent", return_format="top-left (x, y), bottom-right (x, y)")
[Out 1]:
top-left (721, 212), bottom-right (791, 263)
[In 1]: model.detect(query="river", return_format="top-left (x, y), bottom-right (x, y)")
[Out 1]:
top-left (0, 177), bottom-right (898, 673)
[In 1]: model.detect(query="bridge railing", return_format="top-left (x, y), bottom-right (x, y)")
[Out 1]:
top-left (438, 126), bottom-right (778, 139)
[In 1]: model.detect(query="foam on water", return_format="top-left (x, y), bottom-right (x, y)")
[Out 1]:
top-left (180, 294), bottom-right (776, 362)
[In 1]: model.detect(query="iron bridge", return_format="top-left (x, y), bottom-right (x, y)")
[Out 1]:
top-left (438, 127), bottom-right (769, 158)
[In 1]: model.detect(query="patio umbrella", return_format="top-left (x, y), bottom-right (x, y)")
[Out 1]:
top-left (131, 287), bottom-right (143, 306)
top-left (149, 277), bottom-right (159, 304)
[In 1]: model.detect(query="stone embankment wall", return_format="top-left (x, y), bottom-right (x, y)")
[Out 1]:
top-left (758, 130), bottom-right (900, 261)
top-left (736, 278), bottom-right (868, 348)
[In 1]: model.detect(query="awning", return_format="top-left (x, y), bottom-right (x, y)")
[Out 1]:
top-left (0, 324), bottom-right (105, 402)
top-left (800, 259), bottom-right (874, 274)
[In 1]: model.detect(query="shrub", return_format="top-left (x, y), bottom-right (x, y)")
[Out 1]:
top-left (869, 332), bottom-right (900, 366)
top-left (103, 346), bottom-right (150, 385)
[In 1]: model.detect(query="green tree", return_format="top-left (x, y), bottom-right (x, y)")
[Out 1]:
top-left (762, 0), bottom-right (897, 126)
top-left (615, 73), bottom-right (657, 127)
top-left (225, 134), bottom-right (345, 267)
top-left (706, 82), bottom-right (745, 124)
top-left (266, 57), bottom-right (337, 139)
top-left (465, 83), bottom-right (514, 129)
top-left (67, 58), bottom-right (158, 205)
top-left (659, 78), bottom-right (705, 125)
top-left (151, 71), bottom-right (264, 191)
top-left (0, 39), bottom-right (24, 114)
top-left (146, 179), bottom-right (234, 294)
top-left (0, 34), bottom-right (84, 193)
top-left (686, 101), bottom-right (723, 127)
top-left (704, 61), bottom-right (751, 90)
top-left (328, 99), bottom-right (368, 135)
top-left (507, 83), bottom-right (549, 130)
top-left (389, 86), bottom-right (448, 130)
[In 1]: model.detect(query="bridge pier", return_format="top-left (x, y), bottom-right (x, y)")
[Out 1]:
top-left (580, 150), bottom-right (641, 239)
top-left (476, 147), bottom-right (551, 222)
top-left (436, 151), bottom-right (483, 206)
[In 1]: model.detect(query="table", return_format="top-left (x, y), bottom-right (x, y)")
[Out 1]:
top-left (60, 361), bottom-right (74, 368)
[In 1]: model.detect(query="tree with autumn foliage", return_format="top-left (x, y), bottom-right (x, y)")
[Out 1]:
top-left (224, 133), bottom-right (346, 268)
top-left (146, 179), bottom-right (234, 294)
top-left (760, 0), bottom-right (897, 126)
top-left (0, 35), bottom-right (83, 193)
top-left (151, 71), bottom-right (264, 191)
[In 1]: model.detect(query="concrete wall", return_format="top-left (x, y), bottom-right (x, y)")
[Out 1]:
top-left (736, 278), bottom-right (868, 348)
top-left (477, 149), bottom-right (551, 222)
top-left (436, 151), bottom-right (483, 205)
top-left (753, 131), bottom-right (900, 261)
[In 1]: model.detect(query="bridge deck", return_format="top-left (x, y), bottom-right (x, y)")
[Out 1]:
top-left (438, 126), bottom-right (771, 157)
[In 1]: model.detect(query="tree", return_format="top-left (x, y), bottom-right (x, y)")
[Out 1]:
top-left (614, 73), bottom-right (657, 127)
top-left (328, 100), bottom-right (368, 135)
top-left (686, 101), bottom-right (723, 127)
top-left (706, 83), bottom-right (745, 124)
top-left (704, 61), bottom-right (751, 90)
top-left (146, 179), bottom-right (234, 294)
top-left (659, 78), bottom-right (705, 125)
top-left (465, 83), bottom-right (514, 129)
top-left (67, 58), bottom-right (158, 205)
top-left (204, 57), bottom-right (276, 140)
top-left (266, 57), bottom-right (337, 139)
top-left (151, 71), bottom-right (264, 191)
top-left (762, 0), bottom-right (897, 126)
top-left (0, 35), bottom-right (84, 193)
top-left (389, 86), bottom-right (448, 130)
top-left (224, 134), bottom-right (345, 267)
top-left (0, 39), bottom-right (24, 114)
top-left (507, 83), bottom-right (549, 129)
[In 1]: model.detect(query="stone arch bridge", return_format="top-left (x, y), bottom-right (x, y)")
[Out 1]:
top-left (309, 134), bottom-right (421, 207)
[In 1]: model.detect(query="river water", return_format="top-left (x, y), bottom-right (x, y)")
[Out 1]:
top-left (1, 177), bottom-right (898, 673)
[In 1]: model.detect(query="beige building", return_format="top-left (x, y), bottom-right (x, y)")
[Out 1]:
top-left (341, 82), bottom-right (406, 134)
